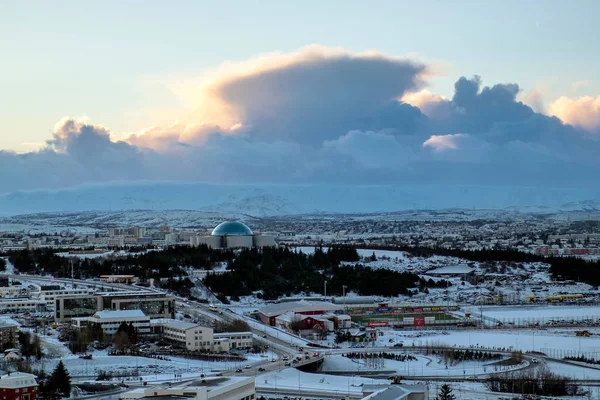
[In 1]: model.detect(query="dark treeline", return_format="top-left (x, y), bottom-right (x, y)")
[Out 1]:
top-left (430, 348), bottom-right (501, 366)
top-left (204, 246), bottom-right (446, 300)
top-left (341, 244), bottom-right (600, 287)
top-left (344, 352), bottom-right (417, 362)
top-left (4, 245), bottom-right (234, 279)
top-left (486, 368), bottom-right (577, 396)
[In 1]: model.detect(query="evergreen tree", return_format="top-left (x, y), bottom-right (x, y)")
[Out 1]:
top-left (436, 384), bottom-right (456, 400)
top-left (50, 360), bottom-right (71, 398)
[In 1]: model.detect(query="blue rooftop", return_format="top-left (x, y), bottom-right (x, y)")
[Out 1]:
top-left (211, 221), bottom-right (253, 236)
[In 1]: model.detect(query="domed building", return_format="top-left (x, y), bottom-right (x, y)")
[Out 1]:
top-left (190, 221), bottom-right (276, 249)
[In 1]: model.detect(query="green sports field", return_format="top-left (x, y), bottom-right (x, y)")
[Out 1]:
top-left (351, 312), bottom-right (458, 323)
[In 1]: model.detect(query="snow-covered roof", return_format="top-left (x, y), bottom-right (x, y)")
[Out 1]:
top-left (93, 309), bottom-right (147, 320)
top-left (426, 264), bottom-right (474, 275)
top-left (259, 300), bottom-right (343, 317)
top-left (160, 319), bottom-right (203, 331)
top-left (363, 385), bottom-right (428, 400)
top-left (0, 372), bottom-right (37, 389)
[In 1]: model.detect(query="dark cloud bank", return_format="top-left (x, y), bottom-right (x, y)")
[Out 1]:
top-left (1, 48), bottom-right (599, 213)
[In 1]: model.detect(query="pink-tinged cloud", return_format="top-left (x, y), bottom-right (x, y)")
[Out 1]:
top-left (423, 133), bottom-right (467, 151)
top-left (401, 90), bottom-right (450, 118)
top-left (549, 95), bottom-right (600, 133)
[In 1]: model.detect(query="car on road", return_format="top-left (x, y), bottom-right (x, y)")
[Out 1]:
top-left (284, 362), bottom-right (291, 366)
top-left (244, 365), bottom-right (251, 369)
top-left (258, 367), bottom-right (266, 372)
top-left (235, 369), bottom-right (243, 373)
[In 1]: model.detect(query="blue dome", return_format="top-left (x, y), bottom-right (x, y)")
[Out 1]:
top-left (211, 221), bottom-right (253, 236)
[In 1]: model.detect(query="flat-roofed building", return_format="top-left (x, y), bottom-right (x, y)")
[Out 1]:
top-left (362, 384), bottom-right (428, 400)
top-left (55, 291), bottom-right (174, 321)
top-left (72, 309), bottom-right (151, 336)
top-left (214, 332), bottom-right (253, 350)
top-left (158, 319), bottom-right (229, 352)
top-left (121, 376), bottom-right (255, 400)
top-left (0, 323), bottom-right (17, 349)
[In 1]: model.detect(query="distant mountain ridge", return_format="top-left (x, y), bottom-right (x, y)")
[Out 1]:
top-left (0, 182), bottom-right (599, 216)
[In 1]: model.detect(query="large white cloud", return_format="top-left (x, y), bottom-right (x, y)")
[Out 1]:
top-left (549, 95), bottom-right (600, 134)
top-left (2, 47), bottom-right (600, 194)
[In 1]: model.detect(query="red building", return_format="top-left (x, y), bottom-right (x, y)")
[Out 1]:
top-left (0, 372), bottom-right (38, 400)
top-left (258, 301), bottom-right (343, 326)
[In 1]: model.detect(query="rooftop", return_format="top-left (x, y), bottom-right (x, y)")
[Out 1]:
top-left (93, 309), bottom-right (147, 319)
top-left (161, 319), bottom-right (202, 330)
top-left (259, 300), bottom-right (343, 317)
top-left (211, 221), bottom-right (253, 236)
top-left (426, 264), bottom-right (475, 275)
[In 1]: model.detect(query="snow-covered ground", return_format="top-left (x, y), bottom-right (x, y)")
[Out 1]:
top-left (321, 354), bottom-right (515, 378)
top-left (372, 328), bottom-right (600, 354)
top-left (258, 368), bottom-right (389, 396)
top-left (476, 305), bottom-right (600, 324)
top-left (35, 347), bottom-right (276, 381)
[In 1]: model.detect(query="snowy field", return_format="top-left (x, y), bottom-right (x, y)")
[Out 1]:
top-left (372, 328), bottom-right (600, 354)
top-left (34, 348), bottom-right (276, 381)
top-left (321, 354), bottom-right (517, 378)
top-left (258, 368), bottom-right (389, 396)
top-left (477, 305), bottom-right (600, 322)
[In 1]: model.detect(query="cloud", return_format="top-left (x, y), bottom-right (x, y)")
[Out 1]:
top-left (571, 80), bottom-right (590, 90)
top-left (3, 46), bottom-right (600, 195)
top-left (548, 95), bottom-right (600, 133)
top-left (179, 45), bottom-right (429, 145)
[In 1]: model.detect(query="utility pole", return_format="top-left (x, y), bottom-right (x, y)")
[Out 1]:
top-left (324, 281), bottom-right (327, 298)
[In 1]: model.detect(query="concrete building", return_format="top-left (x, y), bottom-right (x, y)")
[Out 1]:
top-left (160, 320), bottom-right (229, 352)
top-left (213, 332), bottom-right (253, 350)
top-left (121, 376), bottom-right (255, 400)
top-left (190, 221), bottom-right (276, 249)
top-left (72, 309), bottom-right (151, 336)
top-left (0, 323), bottom-right (17, 349)
top-left (362, 384), bottom-right (428, 400)
top-left (0, 371), bottom-right (38, 400)
top-left (0, 299), bottom-right (45, 314)
top-left (54, 291), bottom-right (174, 321)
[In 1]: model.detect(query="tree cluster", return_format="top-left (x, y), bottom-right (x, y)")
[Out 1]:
top-left (114, 322), bottom-right (139, 354)
top-left (486, 367), bottom-right (577, 396)
top-left (213, 319), bottom-right (251, 333)
top-left (344, 352), bottom-right (417, 362)
top-left (431, 348), bottom-right (502, 366)
top-left (204, 246), bottom-right (437, 300)
top-left (18, 331), bottom-right (43, 360)
top-left (564, 355), bottom-right (600, 365)
top-left (38, 361), bottom-right (72, 399)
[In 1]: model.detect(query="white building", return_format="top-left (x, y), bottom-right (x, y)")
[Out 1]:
top-left (121, 376), bottom-right (255, 400)
top-left (191, 221), bottom-right (276, 249)
top-left (214, 332), bottom-right (253, 350)
top-left (362, 384), bottom-right (428, 400)
top-left (72, 309), bottom-right (151, 336)
top-left (159, 319), bottom-right (230, 352)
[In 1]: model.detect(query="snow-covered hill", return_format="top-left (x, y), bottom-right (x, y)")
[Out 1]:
top-left (0, 182), bottom-right (599, 216)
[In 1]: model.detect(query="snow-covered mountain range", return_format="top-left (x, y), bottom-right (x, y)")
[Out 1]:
top-left (0, 182), bottom-right (599, 217)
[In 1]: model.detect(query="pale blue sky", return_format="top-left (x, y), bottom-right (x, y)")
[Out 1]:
top-left (1, 0), bottom-right (598, 152)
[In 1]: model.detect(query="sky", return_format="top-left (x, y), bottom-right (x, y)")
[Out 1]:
top-left (1, 0), bottom-right (600, 194)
